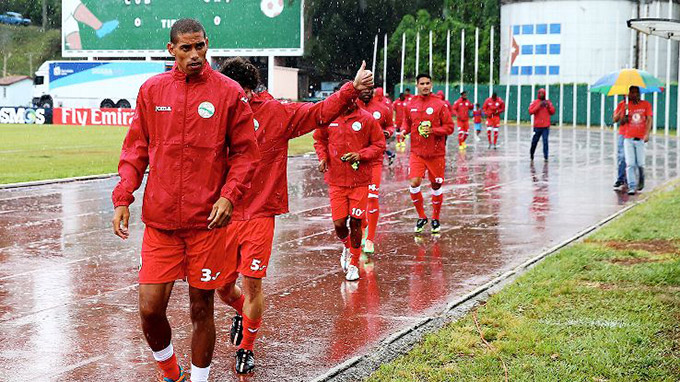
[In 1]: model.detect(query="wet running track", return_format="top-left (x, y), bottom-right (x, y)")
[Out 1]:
top-left (0, 126), bottom-right (678, 381)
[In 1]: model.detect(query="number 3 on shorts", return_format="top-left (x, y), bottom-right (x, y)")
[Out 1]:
top-left (201, 268), bottom-right (221, 282)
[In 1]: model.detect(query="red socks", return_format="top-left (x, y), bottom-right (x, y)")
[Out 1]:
top-left (239, 313), bottom-right (262, 351)
top-left (432, 192), bottom-right (443, 220)
top-left (493, 130), bottom-right (499, 145)
top-left (409, 186), bottom-right (427, 219)
top-left (158, 354), bottom-right (181, 381)
top-left (229, 293), bottom-right (245, 316)
top-left (487, 129), bottom-right (492, 144)
top-left (350, 247), bottom-right (361, 267)
top-left (366, 198), bottom-right (379, 241)
top-left (458, 131), bottom-right (465, 145)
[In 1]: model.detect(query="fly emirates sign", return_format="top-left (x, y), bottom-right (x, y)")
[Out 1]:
top-left (54, 108), bottom-right (135, 126)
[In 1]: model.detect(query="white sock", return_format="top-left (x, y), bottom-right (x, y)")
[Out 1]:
top-left (432, 188), bottom-right (443, 196)
top-left (152, 343), bottom-right (174, 362)
top-left (409, 185), bottom-right (421, 194)
top-left (190, 364), bottom-right (211, 382)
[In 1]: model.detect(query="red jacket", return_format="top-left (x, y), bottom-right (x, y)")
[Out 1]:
top-left (451, 97), bottom-right (474, 121)
top-left (403, 94), bottom-right (454, 158)
top-left (313, 108), bottom-right (386, 187)
top-left (231, 82), bottom-right (358, 221)
top-left (528, 95), bottom-right (556, 128)
top-left (112, 63), bottom-right (259, 230)
top-left (358, 97), bottom-right (395, 138)
top-left (393, 98), bottom-right (408, 129)
top-left (473, 109), bottom-right (483, 123)
top-left (483, 97), bottom-right (506, 118)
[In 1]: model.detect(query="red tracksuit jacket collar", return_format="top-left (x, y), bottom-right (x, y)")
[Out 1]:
top-left (171, 61), bottom-right (212, 83)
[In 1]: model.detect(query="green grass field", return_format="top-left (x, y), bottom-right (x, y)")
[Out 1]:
top-left (369, 185), bottom-right (680, 381)
top-left (0, 124), bottom-right (316, 184)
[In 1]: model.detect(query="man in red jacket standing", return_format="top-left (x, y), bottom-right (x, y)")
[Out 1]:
top-left (111, 20), bottom-right (260, 382)
top-left (452, 91), bottom-right (474, 150)
top-left (357, 86), bottom-right (394, 254)
top-left (483, 93), bottom-right (506, 149)
top-left (403, 74), bottom-right (454, 234)
top-left (528, 88), bottom-right (556, 161)
top-left (314, 90), bottom-right (386, 281)
top-left (215, 58), bottom-right (373, 374)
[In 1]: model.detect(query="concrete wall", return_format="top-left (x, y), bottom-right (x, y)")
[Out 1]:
top-left (500, 0), bottom-right (680, 85)
top-left (0, 79), bottom-right (33, 107)
top-left (270, 65), bottom-right (299, 100)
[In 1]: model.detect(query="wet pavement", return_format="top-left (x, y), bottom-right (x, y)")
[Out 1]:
top-left (0, 126), bottom-right (678, 381)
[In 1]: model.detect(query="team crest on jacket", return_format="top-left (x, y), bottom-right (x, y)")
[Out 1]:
top-left (253, 118), bottom-right (260, 131)
top-left (372, 111), bottom-right (381, 119)
top-left (426, 107), bottom-right (434, 115)
top-left (198, 102), bottom-right (215, 118)
top-left (352, 121), bottom-right (362, 131)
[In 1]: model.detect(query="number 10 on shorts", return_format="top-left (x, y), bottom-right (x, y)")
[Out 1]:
top-left (200, 268), bottom-right (221, 282)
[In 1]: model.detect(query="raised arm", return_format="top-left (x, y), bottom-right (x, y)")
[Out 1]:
top-left (284, 82), bottom-right (358, 139)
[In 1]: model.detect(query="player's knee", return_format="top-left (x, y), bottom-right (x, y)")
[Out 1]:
top-left (190, 299), bottom-right (213, 324)
top-left (432, 183), bottom-right (442, 190)
top-left (216, 282), bottom-right (238, 304)
top-left (242, 276), bottom-right (263, 299)
top-left (333, 218), bottom-right (347, 231)
top-left (410, 178), bottom-right (422, 188)
top-left (139, 302), bottom-right (165, 324)
top-left (349, 217), bottom-right (362, 229)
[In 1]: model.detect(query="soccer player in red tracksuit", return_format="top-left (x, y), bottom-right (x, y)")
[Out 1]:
top-left (314, 94), bottom-right (386, 281)
top-left (483, 92), bottom-right (506, 149)
top-left (393, 93), bottom-right (409, 151)
top-left (528, 88), bottom-right (556, 161)
top-left (403, 74), bottom-right (454, 234)
top-left (214, 58), bottom-right (373, 374)
top-left (111, 20), bottom-right (259, 382)
top-left (357, 87), bottom-right (395, 254)
top-left (451, 91), bottom-right (474, 150)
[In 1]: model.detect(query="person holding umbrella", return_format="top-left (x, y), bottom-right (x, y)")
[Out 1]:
top-left (613, 85), bottom-right (652, 195)
top-left (591, 68), bottom-right (662, 194)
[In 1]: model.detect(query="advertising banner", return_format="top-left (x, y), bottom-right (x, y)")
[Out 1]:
top-left (53, 108), bottom-right (134, 126)
top-left (0, 107), bottom-right (51, 124)
top-left (62, 0), bottom-right (304, 57)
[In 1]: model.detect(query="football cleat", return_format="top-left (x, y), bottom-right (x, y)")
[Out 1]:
top-left (345, 264), bottom-right (360, 281)
top-left (234, 349), bottom-right (255, 375)
top-left (363, 239), bottom-right (375, 254)
top-left (160, 366), bottom-right (188, 382)
top-left (431, 219), bottom-right (441, 234)
top-left (230, 314), bottom-right (243, 346)
top-left (415, 218), bottom-right (428, 233)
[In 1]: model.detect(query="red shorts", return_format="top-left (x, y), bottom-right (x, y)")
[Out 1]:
top-left (139, 226), bottom-right (237, 290)
top-left (409, 154), bottom-right (446, 184)
top-left (368, 162), bottom-right (383, 199)
top-left (486, 115), bottom-right (500, 128)
top-left (225, 217), bottom-right (275, 279)
top-left (457, 119), bottom-right (469, 132)
top-left (329, 185), bottom-right (368, 221)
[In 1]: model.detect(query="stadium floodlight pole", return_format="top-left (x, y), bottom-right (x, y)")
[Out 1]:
top-left (460, 29), bottom-right (465, 92)
top-left (474, 27), bottom-right (479, 104)
top-left (559, 80), bottom-right (564, 127)
top-left (665, 0), bottom-right (672, 135)
top-left (429, 30), bottom-right (433, 76)
top-left (600, 53), bottom-right (605, 129)
top-left (490, 26), bottom-right (494, 97)
top-left (573, 83), bottom-right (577, 128)
top-left (677, 37), bottom-right (680, 137)
top-left (504, 25), bottom-right (512, 126)
top-left (445, 29), bottom-right (451, 101)
top-left (268, 56), bottom-right (275, 95)
top-left (383, 33), bottom-right (388, 92)
top-left (372, 34), bottom-right (378, 76)
top-left (400, 32), bottom-right (405, 94)
top-left (614, 9), bottom-right (620, 134)
top-left (516, 62), bottom-right (521, 125)
top-left (652, 1), bottom-right (660, 133)
top-left (629, 7), bottom-right (636, 69)
top-left (587, 80), bottom-right (591, 129)
top-left (416, 30), bottom-right (420, 77)
top-left (530, 45), bottom-right (535, 126)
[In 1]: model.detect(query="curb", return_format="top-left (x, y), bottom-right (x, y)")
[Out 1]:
top-left (0, 173), bottom-right (120, 190)
top-left (312, 180), bottom-right (677, 382)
